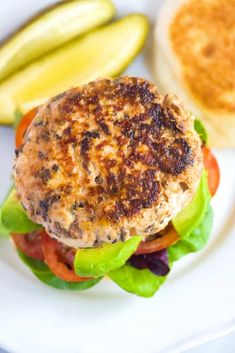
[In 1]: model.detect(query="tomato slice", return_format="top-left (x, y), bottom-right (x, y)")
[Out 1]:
top-left (11, 230), bottom-right (44, 260)
top-left (202, 146), bottom-right (220, 196)
top-left (15, 107), bottom-right (37, 148)
top-left (135, 225), bottom-right (179, 255)
top-left (42, 232), bottom-right (91, 282)
top-left (12, 231), bottom-right (92, 282)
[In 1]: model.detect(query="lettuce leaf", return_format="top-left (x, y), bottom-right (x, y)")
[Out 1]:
top-left (18, 250), bottom-right (101, 290)
top-left (1, 188), bottom-right (41, 233)
top-left (169, 205), bottom-right (213, 262)
top-left (14, 110), bottom-right (23, 130)
top-left (194, 118), bottom-right (208, 144)
top-left (109, 264), bottom-right (167, 298)
top-left (128, 249), bottom-right (170, 276)
top-left (0, 209), bottom-right (10, 238)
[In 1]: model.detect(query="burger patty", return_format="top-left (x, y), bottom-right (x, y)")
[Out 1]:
top-left (14, 77), bottom-right (203, 248)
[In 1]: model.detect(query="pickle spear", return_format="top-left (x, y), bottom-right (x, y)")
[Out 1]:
top-left (0, 0), bottom-right (115, 82)
top-left (0, 14), bottom-right (149, 124)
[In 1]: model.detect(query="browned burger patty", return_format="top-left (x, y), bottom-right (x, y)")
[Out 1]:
top-left (14, 77), bottom-right (203, 248)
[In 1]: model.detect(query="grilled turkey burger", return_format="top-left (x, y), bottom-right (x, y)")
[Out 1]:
top-left (2, 77), bottom-right (220, 297)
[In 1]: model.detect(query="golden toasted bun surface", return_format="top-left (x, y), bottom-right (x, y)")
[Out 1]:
top-left (170, 0), bottom-right (235, 115)
top-left (14, 77), bottom-right (202, 248)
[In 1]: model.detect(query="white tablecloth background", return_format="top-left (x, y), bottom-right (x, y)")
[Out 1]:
top-left (0, 1), bottom-right (234, 352)
top-left (1, 331), bottom-right (235, 353)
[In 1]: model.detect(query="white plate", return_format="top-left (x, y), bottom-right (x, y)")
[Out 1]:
top-left (0, 1), bottom-right (235, 353)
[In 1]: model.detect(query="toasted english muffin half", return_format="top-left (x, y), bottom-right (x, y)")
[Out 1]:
top-left (154, 0), bottom-right (235, 147)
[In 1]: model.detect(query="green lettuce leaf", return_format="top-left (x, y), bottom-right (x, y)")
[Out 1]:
top-left (0, 209), bottom-right (10, 238)
top-left (1, 188), bottom-right (41, 233)
top-left (172, 171), bottom-right (211, 239)
top-left (169, 205), bottom-right (213, 262)
top-left (194, 118), bottom-right (208, 144)
top-left (74, 236), bottom-right (142, 277)
top-left (109, 264), bottom-right (167, 298)
top-left (18, 250), bottom-right (101, 290)
top-left (14, 110), bottom-right (23, 130)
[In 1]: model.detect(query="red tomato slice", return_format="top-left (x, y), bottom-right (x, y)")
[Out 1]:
top-left (202, 146), bottom-right (220, 196)
top-left (42, 232), bottom-right (90, 282)
top-left (135, 225), bottom-right (179, 255)
top-left (15, 107), bottom-right (37, 148)
top-left (11, 230), bottom-right (44, 260)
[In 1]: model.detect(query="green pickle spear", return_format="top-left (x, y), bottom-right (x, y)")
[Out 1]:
top-left (74, 236), bottom-right (142, 277)
top-left (0, 14), bottom-right (149, 124)
top-left (0, 0), bottom-right (115, 82)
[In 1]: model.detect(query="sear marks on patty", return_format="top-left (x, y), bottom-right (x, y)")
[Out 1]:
top-left (108, 169), bottom-right (159, 222)
top-left (152, 138), bottom-right (193, 175)
top-left (14, 77), bottom-right (203, 248)
top-left (80, 131), bottom-right (100, 170)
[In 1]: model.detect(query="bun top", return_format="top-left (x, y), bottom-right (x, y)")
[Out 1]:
top-left (169, 0), bottom-right (235, 116)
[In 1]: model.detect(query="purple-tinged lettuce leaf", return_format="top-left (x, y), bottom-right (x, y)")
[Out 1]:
top-left (129, 249), bottom-right (170, 276)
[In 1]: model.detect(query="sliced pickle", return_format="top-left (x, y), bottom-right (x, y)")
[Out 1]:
top-left (0, 0), bottom-right (115, 82)
top-left (0, 14), bottom-right (149, 124)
